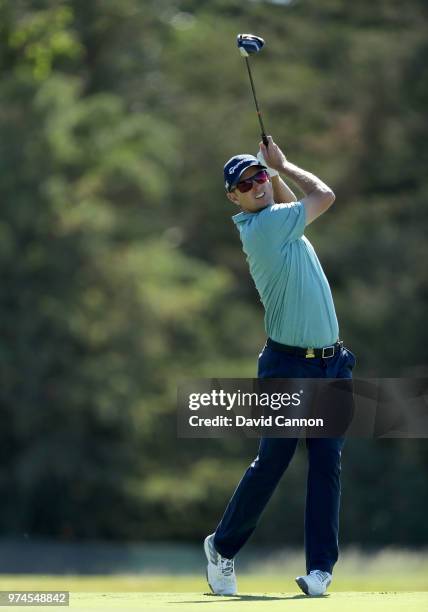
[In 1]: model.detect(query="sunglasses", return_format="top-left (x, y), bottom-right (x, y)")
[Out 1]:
top-left (234, 169), bottom-right (269, 193)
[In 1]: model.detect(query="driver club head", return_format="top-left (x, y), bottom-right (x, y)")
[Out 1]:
top-left (237, 33), bottom-right (265, 57)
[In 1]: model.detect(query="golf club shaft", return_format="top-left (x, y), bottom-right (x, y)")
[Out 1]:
top-left (245, 57), bottom-right (269, 146)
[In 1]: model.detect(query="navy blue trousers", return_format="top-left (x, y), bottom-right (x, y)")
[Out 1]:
top-left (214, 342), bottom-right (356, 574)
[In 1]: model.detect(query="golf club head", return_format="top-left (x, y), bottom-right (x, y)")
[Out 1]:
top-left (237, 33), bottom-right (265, 57)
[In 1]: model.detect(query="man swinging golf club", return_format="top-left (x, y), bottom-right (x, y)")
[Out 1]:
top-left (204, 33), bottom-right (356, 598)
top-left (204, 135), bottom-right (356, 597)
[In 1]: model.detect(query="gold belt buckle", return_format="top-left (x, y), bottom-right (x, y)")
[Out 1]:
top-left (305, 347), bottom-right (315, 358)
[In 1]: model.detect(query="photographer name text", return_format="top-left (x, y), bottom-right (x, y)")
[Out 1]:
top-left (188, 415), bottom-right (324, 428)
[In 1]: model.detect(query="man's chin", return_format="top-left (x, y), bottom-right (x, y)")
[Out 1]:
top-left (241, 203), bottom-right (269, 213)
top-left (253, 197), bottom-right (271, 211)
top-left (240, 193), bottom-right (273, 213)
top-left (257, 203), bottom-right (269, 211)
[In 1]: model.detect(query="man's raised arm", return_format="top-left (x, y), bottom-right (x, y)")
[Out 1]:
top-left (260, 136), bottom-right (335, 225)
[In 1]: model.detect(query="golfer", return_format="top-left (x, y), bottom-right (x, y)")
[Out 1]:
top-left (204, 136), bottom-right (356, 596)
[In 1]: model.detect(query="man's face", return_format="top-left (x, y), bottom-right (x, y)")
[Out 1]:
top-left (226, 166), bottom-right (273, 212)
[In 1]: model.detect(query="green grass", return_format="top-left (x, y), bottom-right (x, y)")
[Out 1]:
top-left (0, 573), bottom-right (427, 592)
top-left (71, 591), bottom-right (428, 612)
top-left (0, 590), bottom-right (427, 612)
top-left (0, 576), bottom-right (427, 611)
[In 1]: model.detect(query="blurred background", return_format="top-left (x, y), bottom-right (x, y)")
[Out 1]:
top-left (0, 0), bottom-right (427, 578)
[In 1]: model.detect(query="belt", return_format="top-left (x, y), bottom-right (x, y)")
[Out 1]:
top-left (267, 338), bottom-right (343, 359)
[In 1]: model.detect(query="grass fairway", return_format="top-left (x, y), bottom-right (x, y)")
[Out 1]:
top-left (68, 591), bottom-right (427, 612)
top-left (0, 576), bottom-right (427, 611)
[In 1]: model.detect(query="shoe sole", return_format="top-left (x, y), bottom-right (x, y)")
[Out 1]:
top-left (295, 576), bottom-right (331, 597)
top-left (206, 568), bottom-right (214, 594)
top-left (295, 577), bottom-right (309, 595)
top-left (204, 537), bottom-right (215, 594)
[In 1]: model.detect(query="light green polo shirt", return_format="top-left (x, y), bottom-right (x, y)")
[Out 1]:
top-left (232, 201), bottom-right (339, 348)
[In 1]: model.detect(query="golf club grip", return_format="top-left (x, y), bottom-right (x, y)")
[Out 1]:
top-left (262, 134), bottom-right (269, 146)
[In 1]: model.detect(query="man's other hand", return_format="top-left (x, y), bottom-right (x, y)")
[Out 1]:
top-left (259, 136), bottom-right (287, 173)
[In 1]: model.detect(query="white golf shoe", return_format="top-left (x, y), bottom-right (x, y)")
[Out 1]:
top-left (295, 569), bottom-right (332, 596)
top-left (204, 534), bottom-right (237, 596)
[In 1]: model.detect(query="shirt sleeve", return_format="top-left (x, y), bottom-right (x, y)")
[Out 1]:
top-left (256, 201), bottom-right (306, 247)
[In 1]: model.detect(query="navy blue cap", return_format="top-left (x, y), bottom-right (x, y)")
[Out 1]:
top-left (224, 154), bottom-right (266, 192)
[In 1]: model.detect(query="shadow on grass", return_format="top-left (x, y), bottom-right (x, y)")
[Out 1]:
top-left (170, 593), bottom-right (330, 603)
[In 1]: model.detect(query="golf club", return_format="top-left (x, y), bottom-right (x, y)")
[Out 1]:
top-left (237, 33), bottom-right (269, 146)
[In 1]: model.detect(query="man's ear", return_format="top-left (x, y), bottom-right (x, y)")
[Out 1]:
top-left (226, 191), bottom-right (240, 207)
